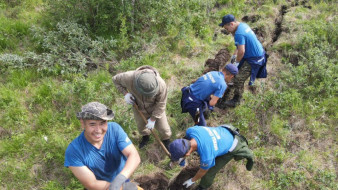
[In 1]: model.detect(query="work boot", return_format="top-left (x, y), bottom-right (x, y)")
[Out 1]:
top-left (225, 96), bottom-right (240, 108)
top-left (139, 135), bottom-right (150, 149)
top-left (162, 139), bottom-right (171, 150)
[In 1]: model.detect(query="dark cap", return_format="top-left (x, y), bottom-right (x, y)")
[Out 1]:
top-left (219, 14), bottom-right (236, 27)
top-left (169, 139), bottom-right (191, 161)
top-left (76, 102), bottom-right (114, 120)
top-left (225, 64), bottom-right (239, 75)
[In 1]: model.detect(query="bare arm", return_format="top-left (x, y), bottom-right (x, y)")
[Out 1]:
top-left (209, 95), bottom-right (220, 107)
top-left (69, 166), bottom-right (110, 190)
top-left (119, 144), bottom-right (141, 178)
top-left (233, 48), bottom-right (238, 56)
top-left (236, 45), bottom-right (245, 62)
top-left (192, 168), bottom-right (209, 182)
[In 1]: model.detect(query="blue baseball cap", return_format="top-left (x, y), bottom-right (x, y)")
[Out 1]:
top-left (219, 14), bottom-right (236, 27)
top-left (225, 64), bottom-right (239, 75)
top-left (169, 139), bottom-right (191, 161)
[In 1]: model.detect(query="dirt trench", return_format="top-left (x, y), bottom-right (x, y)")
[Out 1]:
top-left (133, 164), bottom-right (200, 190)
top-left (272, 5), bottom-right (288, 43)
top-left (134, 156), bottom-right (201, 190)
top-left (134, 172), bottom-right (169, 190)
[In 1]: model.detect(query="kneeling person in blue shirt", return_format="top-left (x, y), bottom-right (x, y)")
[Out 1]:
top-left (181, 64), bottom-right (238, 126)
top-left (169, 125), bottom-right (254, 190)
top-left (64, 102), bottom-right (141, 190)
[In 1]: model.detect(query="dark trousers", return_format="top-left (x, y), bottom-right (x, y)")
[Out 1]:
top-left (181, 87), bottom-right (207, 126)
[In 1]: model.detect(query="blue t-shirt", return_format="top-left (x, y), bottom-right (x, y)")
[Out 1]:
top-left (189, 71), bottom-right (227, 101)
top-left (235, 23), bottom-right (264, 58)
top-left (64, 122), bottom-right (132, 182)
top-left (186, 126), bottom-right (234, 170)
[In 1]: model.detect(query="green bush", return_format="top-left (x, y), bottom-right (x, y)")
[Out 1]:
top-left (0, 22), bottom-right (118, 74)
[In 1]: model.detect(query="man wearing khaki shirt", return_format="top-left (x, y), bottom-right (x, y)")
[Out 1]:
top-left (112, 65), bottom-right (172, 149)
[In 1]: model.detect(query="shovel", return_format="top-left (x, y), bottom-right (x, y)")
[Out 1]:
top-left (132, 104), bottom-right (171, 157)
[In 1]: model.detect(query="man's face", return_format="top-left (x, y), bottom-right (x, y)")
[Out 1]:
top-left (81, 119), bottom-right (108, 145)
top-left (225, 73), bottom-right (235, 83)
top-left (223, 22), bottom-right (235, 33)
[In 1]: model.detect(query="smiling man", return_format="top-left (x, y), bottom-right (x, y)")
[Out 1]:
top-left (64, 102), bottom-right (140, 190)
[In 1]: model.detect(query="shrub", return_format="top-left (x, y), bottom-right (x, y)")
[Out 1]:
top-left (0, 22), bottom-right (118, 74)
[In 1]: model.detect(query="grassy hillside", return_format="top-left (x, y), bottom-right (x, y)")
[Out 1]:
top-left (0, 0), bottom-right (337, 189)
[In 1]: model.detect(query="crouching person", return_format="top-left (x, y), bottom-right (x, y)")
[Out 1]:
top-left (64, 102), bottom-right (141, 190)
top-left (181, 64), bottom-right (238, 126)
top-left (169, 124), bottom-right (254, 190)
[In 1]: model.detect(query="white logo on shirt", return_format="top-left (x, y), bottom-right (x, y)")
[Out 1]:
top-left (203, 127), bottom-right (218, 151)
top-left (125, 137), bottom-right (130, 143)
top-left (207, 73), bottom-right (216, 83)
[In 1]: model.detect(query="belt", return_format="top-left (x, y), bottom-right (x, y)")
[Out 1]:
top-left (228, 136), bottom-right (238, 152)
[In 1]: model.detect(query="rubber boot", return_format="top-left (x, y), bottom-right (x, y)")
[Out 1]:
top-left (162, 139), bottom-right (171, 150)
top-left (139, 135), bottom-right (150, 149)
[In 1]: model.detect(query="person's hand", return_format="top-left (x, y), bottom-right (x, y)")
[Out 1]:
top-left (124, 93), bottom-right (135, 105)
top-left (122, 182), bottom-right (138, 190)
top-left (183, 178), bottom-right (195, 188)
top-left (230, 55), bottom-right (237, 63)
top-left (109, 174), bottom-right (127, 190)
top-left (146, 118), bottom-right (155, 130)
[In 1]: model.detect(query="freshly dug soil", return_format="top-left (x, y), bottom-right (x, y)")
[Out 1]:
top-left (168, 160), bottom-right (200, 190)
top-left (134, 172), bottom-right (169, 190)
top-left (203, 48), bottom-right (231, 73)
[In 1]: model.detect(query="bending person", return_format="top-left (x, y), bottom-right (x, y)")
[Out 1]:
top-left (169, 124), bottom-right (254, 190)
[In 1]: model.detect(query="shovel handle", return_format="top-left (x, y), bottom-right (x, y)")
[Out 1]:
top-left (133, 104), bottom-right (171, 157)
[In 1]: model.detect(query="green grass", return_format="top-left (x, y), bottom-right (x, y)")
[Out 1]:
top-left (0, 0), bottom-right (337, 189)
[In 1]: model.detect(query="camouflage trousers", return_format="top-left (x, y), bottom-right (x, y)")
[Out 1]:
top-left (226, 61), bottom-right (252, 101)
top-left (132, 107), bottom-right (172, 140)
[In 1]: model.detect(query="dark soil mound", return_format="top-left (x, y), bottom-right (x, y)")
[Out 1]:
top-left (242, 15), bottom-right (261, 23)
top-left (135, 172), bottom-right (169, 190)
top-left (204, 49), bottom-right (231, 73)
top-left (168, 164), bottom-right (200, 190)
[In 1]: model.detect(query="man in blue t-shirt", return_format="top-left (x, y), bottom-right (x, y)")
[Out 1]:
top-left (169, 125), bottom-right (254, 190)
top-left (64, 102), bottom-right (140, 190)
top-left (219, 14), bottom-right (268, 107)
top-left (181, 64), bottom-right (238, 126)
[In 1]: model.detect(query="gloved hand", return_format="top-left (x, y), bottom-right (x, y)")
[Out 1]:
top-left (230, 55), bottom-right (237, 63)
top-left (109, 174), bottom-right (127, 190)
top-left (183, 178), bottom-right (195, 188)
top-left (124, 93), bottom-right (135, 105)
top-left (146, 118), bottom-right (155, 130)
top-left (122, 182), bottom-right (138, 190)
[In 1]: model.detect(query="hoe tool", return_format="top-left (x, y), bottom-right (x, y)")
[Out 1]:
top-left (133, 104), bottom-right (171, 157)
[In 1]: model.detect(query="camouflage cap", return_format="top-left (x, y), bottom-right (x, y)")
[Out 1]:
top-left (76, 102), bottom-right (114, 120)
